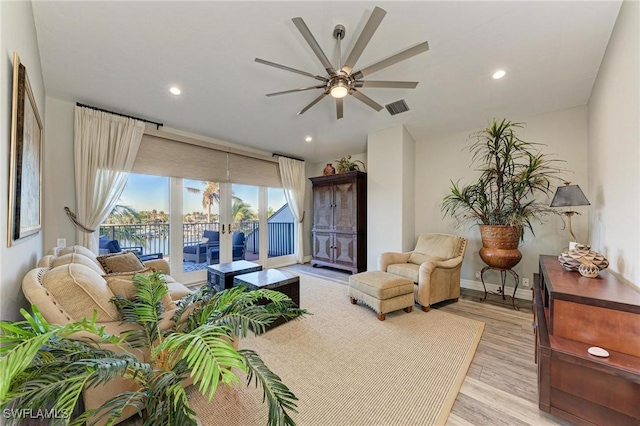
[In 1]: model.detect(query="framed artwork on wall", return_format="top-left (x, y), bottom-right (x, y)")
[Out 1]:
top-left (7, 52), bottom-right (43, 246)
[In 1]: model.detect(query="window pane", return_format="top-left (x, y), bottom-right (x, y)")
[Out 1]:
top-left (267, 188), bottom-right (294, 258)
top-left (232, 184), bottom-right (259, 262)
top-left (183, 180), bottom-right (220, 272)
top-left (100, 173), bottom-right (170, 259)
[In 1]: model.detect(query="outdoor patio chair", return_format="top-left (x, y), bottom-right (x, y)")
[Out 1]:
top-left (98, 235), bottom-right (163, 262)
top-left (183, 230), bottom-right (220, 263)
top-left (207, 232), bottom-right (246, 264)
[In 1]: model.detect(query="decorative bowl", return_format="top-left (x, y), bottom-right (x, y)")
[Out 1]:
top-left (558, 244), bottom-right (609, 274)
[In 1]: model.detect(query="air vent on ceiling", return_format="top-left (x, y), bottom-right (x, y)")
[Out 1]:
top-left (385, 100), bottom-right (410, 116)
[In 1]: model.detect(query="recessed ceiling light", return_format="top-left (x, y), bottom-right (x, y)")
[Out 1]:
top-left (305, 136), bottom-right (313, 143)
top-left (169, 87), bottom-right (181, 95)
top-left (492, 70), bottom-right (506, 80)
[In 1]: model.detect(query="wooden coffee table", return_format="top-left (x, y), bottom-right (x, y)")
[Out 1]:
top-left (207, 260), bottom-right (262, 292)
top-left (233, 269), bottom-right (300, 330)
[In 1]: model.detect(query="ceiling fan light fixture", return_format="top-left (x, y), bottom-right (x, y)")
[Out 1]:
top-left (330, 82), bottom-right (349, 98)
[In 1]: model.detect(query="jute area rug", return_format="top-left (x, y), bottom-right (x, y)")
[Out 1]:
top-left (189, 273), bottom-right (484, 426)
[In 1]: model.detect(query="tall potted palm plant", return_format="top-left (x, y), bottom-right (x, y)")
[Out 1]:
top-left (441, 119), bottom-right (564, 269)
top-left (1, 272), bottom-right (306, 426)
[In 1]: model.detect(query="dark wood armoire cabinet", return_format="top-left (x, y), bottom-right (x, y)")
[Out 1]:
top-left (309, 171), bottom-right (366, 274)
top-left (534, 255), bottom-right (640, 425)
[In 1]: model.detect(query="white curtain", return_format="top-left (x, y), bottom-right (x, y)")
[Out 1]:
top-left (74, 106), bottom-right (145, 252)
top-left (278, 157), bottom-right (306, 264)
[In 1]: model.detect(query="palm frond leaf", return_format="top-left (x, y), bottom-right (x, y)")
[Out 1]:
top-left (240, 349), bottom-right (298, 426)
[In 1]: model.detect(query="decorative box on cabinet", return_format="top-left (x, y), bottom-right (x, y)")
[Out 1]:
top-left (534, 255), bottom-right (640, 426)
top-left (309, 171), bottom-right (366, 274)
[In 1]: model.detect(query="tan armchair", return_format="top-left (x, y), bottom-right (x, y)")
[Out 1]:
top-left (378, 233), bottom-right (467, 312)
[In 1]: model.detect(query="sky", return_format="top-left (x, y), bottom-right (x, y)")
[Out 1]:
top-left (118, 173), bottom-right (287, 214)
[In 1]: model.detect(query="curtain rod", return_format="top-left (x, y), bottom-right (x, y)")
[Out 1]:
top-left (76, 102), bottom-right (163, 130)
top-left (272, 153), bottom-right (304, 162)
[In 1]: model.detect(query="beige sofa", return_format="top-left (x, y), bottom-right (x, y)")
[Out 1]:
top-left (21, 245), bottom-right (193, 424)
top-left (378, 233), bottom-right (467, 311)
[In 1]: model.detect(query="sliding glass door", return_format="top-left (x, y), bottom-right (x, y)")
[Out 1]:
top-left (98, 175), bottom-right (282, 284)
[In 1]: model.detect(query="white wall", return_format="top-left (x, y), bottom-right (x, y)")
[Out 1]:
top-left (402, 127), bottom-right (416, 252)
top-left (43, 97), bottom-right (76, 250)
top-left (587, 0), bottom-right (639, 288)
top-left (415, 106), bottom-right (589, 289)
top-left (367, 125), bottom-right (416, 270)
top-left (1, 0), bottom-right (46, 321)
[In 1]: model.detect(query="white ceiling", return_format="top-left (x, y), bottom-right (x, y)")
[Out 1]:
top-left (32, 1), bottom-right (621, 163)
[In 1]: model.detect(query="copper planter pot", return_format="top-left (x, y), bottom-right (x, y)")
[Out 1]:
top-left (479, 225), bottom-right (523, 269)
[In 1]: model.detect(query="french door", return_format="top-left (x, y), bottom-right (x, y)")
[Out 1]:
top-left (172, 180), bottom-right (294, 285)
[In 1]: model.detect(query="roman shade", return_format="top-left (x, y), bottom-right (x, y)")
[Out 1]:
top-left (132, 130), bottom-right (281, 187)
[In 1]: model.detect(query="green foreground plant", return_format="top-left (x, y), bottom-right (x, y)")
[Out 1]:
top-left (1, 272), bottom-right (307, 426)
top-left (441, 118), bottom-right (565, 237)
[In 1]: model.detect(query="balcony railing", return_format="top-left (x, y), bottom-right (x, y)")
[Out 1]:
top-left (99, 221), bottom-right (294, 259)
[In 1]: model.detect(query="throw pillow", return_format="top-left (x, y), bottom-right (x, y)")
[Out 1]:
top-left (97, 251), bottom-right (146, 274)
top-left (105, 269), bottom-right (175, 311)
top-left (42, 263), bottom-right (119, 322)
top-left (50, 253), bottom-right (105, 275)
top-left (200, 237), bottom-right (209, 243)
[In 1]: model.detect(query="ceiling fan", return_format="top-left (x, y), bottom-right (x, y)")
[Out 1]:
top-left (255, 6), bottom-right (429, 119)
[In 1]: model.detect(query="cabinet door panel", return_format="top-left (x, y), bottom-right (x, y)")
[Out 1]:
top-left (313, 185), bottom-right (333, 230)
top-left (333, 181), bottom-right (356, 232)
top-left (334, 234), bottom-right (355, 267)
top-left (313, 232), bottom-right (333, 263)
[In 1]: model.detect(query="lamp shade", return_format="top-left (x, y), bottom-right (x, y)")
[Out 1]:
top-left (550, 184), bottom-right (590, 207)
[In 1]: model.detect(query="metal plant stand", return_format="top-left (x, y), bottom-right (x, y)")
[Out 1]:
top-left (480, 266), bottom-right (519, 310)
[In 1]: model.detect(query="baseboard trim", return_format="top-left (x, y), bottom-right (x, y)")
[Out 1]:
top-left (461, 278), bottom-right (532, 301)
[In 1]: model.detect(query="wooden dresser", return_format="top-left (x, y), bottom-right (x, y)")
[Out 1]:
top-left (534, 255), bottom-right (640, 425)
top-left (309, 171), bottom-right (366, 274)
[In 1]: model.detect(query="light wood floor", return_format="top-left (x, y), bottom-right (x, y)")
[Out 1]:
top-left (282, 264), bottom-right (572, 426)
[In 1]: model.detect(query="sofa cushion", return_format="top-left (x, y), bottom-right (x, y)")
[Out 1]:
top-left (42, 263), bottom-right (119, 322)
top-left (105, 270), bottom-right (175, 311)
top-left (202, 230), bottom-right (220, 242)
top-left (182, 246), bottom-right (200, 255)
top-left (408, 234), bottom-right (460, 265)
top-left (387, 263), bottom-right (420, 283)
top-left (166, 282), bottom-right (192, 300)
top-left (51, 253), bottom-right (105, 275)
top-left (97, 252), bottom-right (146, 274)
top-left (59, 245), bottom-right (99, 262)
top-left (99, 236), bottom-right (122, 253)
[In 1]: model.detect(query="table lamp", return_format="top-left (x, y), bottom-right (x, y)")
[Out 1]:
top-left (550, 182), bottom-right (590, 243)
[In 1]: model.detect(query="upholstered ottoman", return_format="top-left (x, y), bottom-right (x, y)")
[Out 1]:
top-left (348, 271), bottom-right (414, 321)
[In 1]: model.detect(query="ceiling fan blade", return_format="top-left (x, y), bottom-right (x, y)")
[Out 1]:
top-left (341, 6), bottom-right (386, 75)
top-left (350, 89), bottom-right (383, 112)
top-left (266, 85), bottom-right (326, 97)
top-left (352, 41), bottom-right (429, 80)
top-left (297, 92), bottom-right (329, 115)
top-left (255, 58), bottom-right (328, 82)
top-left (355, 81), bottom-right (419, 89)
top-left (336, 97), bottom-right (344, 119)
top-left (292, 17), bottom-right (337, 76)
